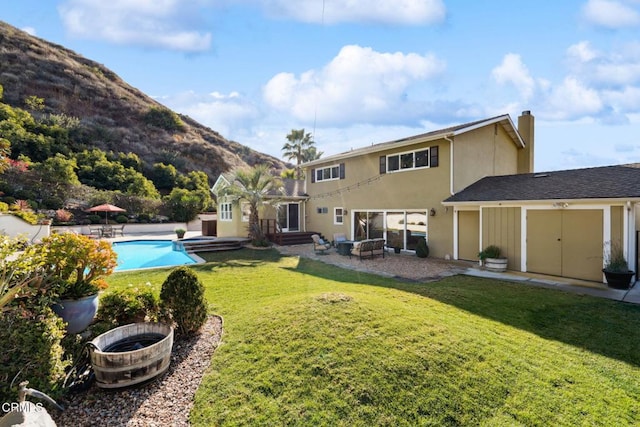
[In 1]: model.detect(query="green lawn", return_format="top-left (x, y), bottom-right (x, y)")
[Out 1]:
top-left (108, 249), bottom-right (640, 426)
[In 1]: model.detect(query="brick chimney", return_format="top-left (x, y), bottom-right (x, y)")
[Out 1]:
top-left (517, 110), bottom-right (534, 174)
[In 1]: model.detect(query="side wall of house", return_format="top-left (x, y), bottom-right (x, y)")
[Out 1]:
top-left (453, 124), bottom-right (520, 193)
top-left (305, 139), bottom-right (454, 257)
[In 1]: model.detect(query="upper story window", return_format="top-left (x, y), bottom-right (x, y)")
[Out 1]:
top-left (311, 163), bottom-right (345, 183)
top-left (380, 146), bottom-right (438, 174)
top-left (219, 202), bottom-right (232, 221)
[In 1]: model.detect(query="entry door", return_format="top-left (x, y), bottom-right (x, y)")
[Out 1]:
top-left (288, 204), bottom-right (300, 232)
top-left (278, 203), bottom-right (300, 232)
top-left (527, 210), bottom-right (603, 281)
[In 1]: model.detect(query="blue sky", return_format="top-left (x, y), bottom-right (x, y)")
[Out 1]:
top-left (3, 0), bottom-right (640, 172)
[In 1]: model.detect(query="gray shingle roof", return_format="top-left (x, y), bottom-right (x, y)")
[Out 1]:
top-left (278, 178), bottom-right (307, 198)
top-left (444, 164), bottom-right (640, 203)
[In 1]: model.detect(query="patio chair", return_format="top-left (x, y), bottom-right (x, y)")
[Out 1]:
top-left (312, 234), bottom-right (331, 255)
top-left (112, 224), bottom-right (125, 237)
top-left (87, 225), bottom-right (102, 238)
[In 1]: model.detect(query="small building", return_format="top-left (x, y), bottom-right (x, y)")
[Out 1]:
top-left (443, 165), bottom-right (640, 282)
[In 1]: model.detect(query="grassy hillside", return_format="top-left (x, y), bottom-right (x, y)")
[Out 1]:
top-left (0, 20), bottom-right (286, 180)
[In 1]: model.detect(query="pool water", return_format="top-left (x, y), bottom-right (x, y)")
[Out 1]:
top-left (112, 240), bottom-right (196, 271)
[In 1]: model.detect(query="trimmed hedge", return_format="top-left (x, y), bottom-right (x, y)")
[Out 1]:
top-left (160, 266), bottom-right (207, 335)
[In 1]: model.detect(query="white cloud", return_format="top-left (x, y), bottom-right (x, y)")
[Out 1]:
top-left (566, 41), bottom-right (598, 64)
top-left (582, 0), bottom-right (640, 28)
top-left (542, 77), bottom-right (603, 120)
top-left (491, 53), bottom-right (536, 100)
top-left (162, 91), bottom-right (260, 137)
top-left (257, 0), bottom-right (446, 25)
top-left (263, 45), bottom-right (446, 125)
top-left (566, 41), bottom-right (640, 87)
top-left (58, 0), bottom-right (212, 51)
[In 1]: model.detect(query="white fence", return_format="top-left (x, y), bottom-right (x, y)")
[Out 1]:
top-left (0, 214), bottom-right (50, 242)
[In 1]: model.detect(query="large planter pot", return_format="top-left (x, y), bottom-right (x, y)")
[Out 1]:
top-left (52, 293), bottom-right (99, 334)
top-left (603, 269), bottom-right (635, 290)
top-left (89, 322), bottom-right (174, 389)
top-left (484, 257), bottom-right (508, 272)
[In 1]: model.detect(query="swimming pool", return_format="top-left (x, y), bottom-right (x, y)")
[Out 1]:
top-left (112, 240), bottom-right (197, 271)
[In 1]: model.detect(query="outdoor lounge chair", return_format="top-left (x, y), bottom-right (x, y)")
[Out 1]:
top-left (312, 234), bottom-right (331, 254)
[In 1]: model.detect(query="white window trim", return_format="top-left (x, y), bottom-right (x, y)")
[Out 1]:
top-left (219, 202), bottom-right (233, 221)
top-left (334, 207), bottom-right (344, 225)
top-left (387, 147), bottom-right (430, 173)
top-left (316, 164), bottom-right (341, 182)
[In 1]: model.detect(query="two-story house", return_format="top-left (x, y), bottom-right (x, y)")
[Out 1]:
top-left (301, 111), bottom-right (534, 259)
top-left (213, 110), bottom-right (640, 284)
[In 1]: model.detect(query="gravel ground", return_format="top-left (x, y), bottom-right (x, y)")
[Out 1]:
top-left (49, 247), bottom-right (467, 426)
top-left (276, 244), bottom-right (472, 281)
top-left (52, 316), bottom-right (223, 427)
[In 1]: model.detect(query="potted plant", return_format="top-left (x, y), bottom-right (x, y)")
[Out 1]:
top-left (602, 242), bottom-right (635, 290)
top-left (175, 228), bottom-right (186, 239)
top-left (26, 234), bottom-right (117, 334)
top-left (478, 245), bottom-right (507, 272)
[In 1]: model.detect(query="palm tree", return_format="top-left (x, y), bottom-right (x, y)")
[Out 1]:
top-left (220, 165), bottom-right (283, 245)
top-left (301, 145), bottom-right (323, 163)
top-left (282, 129), bottom-right (319, 179)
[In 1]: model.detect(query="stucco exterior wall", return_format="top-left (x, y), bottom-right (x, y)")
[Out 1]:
top-left (304, 126), bottom-right (521, 258)
top-left (453, 125), bottom-right (520, 193)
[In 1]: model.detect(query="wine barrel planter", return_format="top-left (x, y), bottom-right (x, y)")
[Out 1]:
top-left (484, 257), bottom-right (508, 272)
top-left (89, 323), bottom-right (174, 389)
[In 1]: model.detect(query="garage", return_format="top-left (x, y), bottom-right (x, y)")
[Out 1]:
top-left (526, 209), bottom-right (603, 282)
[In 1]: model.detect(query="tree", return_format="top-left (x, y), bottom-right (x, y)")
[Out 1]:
top-left (301, 145), bottom-right (323, 162)
top-left (282, 129), bottom-right (318, 180)
top-left (220, 165), bottom-right (283, 245)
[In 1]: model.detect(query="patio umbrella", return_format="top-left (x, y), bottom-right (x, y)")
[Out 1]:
top-left (86, 203), bottom-right (126, 224)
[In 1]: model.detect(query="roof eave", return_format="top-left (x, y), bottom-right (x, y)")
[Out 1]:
top-left (443, 197), bottom-right (640, 206)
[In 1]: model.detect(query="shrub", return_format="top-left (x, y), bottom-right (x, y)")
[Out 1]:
top-left (97, 287), bottom-right (160, 327)
top-left (115, 214), bottom-right (128, 224)
top-left (26, 233), bottom-right (117, 300)
top-left (0, 306), bottom-right (69, 403)
top-left (137, 213), bottom-right (151, 223)
top-left (604, 241), bottom-right (629, 272)
top-left (88, 214), bottom-right (102, 224)
top-left (143, 107), bottom-right (185, 132)
top-left (478, 245), bottom-right (502, 261)
top-left (416, 238), bottom-right (429, 258)
top-left (160, 266), bottom-right (207, 335)
top-left (55, 209), bottom-right (73, 223)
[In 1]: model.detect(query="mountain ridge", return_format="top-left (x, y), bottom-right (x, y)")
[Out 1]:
top-left (0, 20), bottom-right (287, 179)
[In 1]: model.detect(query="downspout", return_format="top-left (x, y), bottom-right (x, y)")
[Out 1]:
top-left (445, 135), bottom-right (455, 195)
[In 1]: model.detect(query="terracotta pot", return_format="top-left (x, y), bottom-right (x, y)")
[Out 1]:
top-left (52, 293), bottom-right (99, 334)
